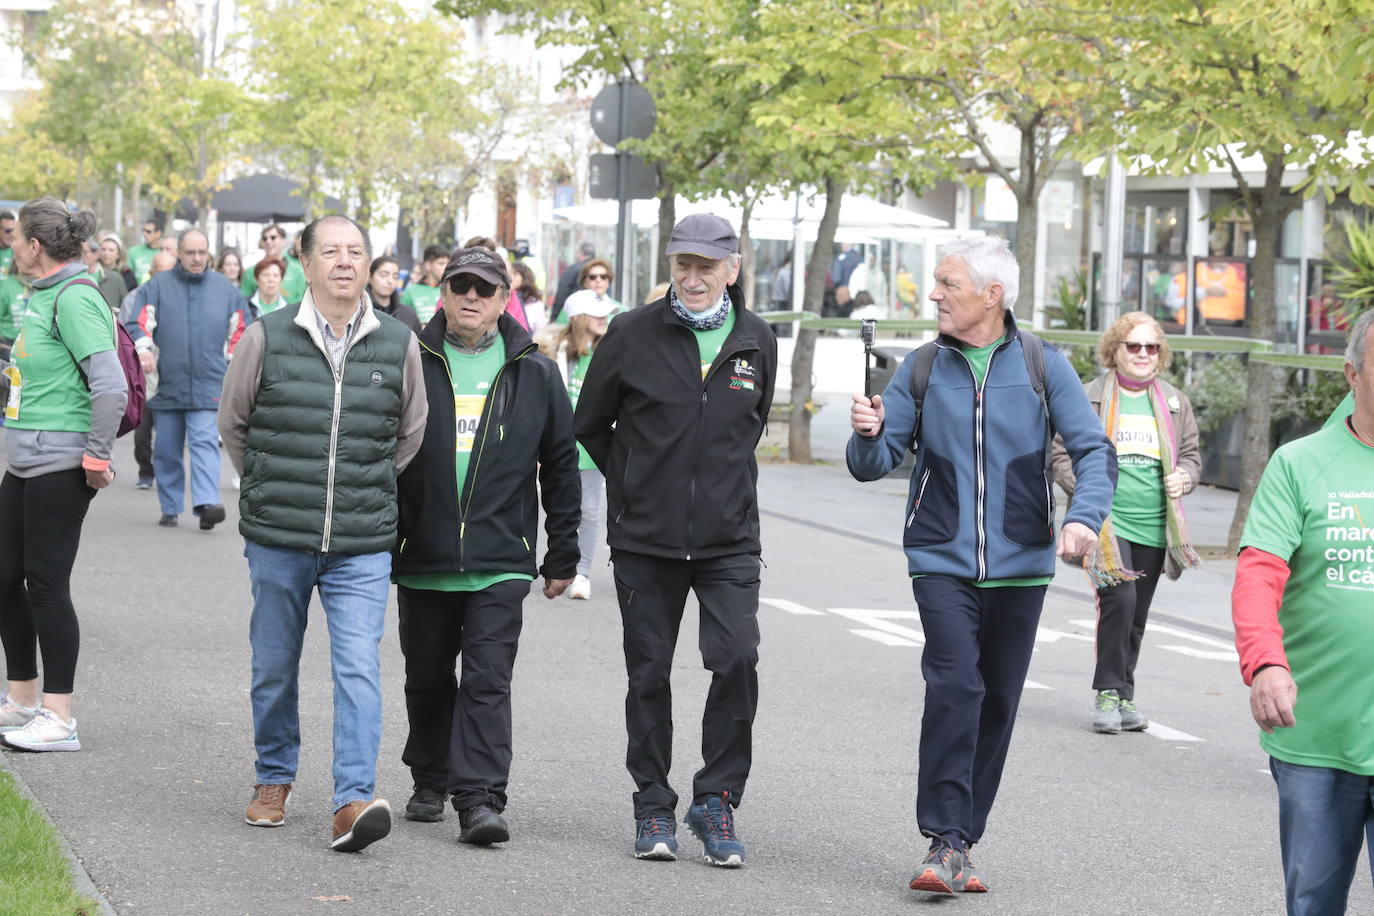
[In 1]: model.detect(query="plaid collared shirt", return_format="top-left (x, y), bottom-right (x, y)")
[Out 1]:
top-left (314, 303), bottom-right (363, 373)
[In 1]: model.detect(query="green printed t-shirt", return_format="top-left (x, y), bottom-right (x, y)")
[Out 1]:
top-left (127, 243), bottom-right (158, 284)
top-left (958, 335), bottom-right (1050, 588)
top-left (0, 272), bottom-right (26, 340)
top-left (242, 256), bottom-right (306, 304)
top-left (4, 274), bottom-right (116, 432)
top-left (568, 351), bottom-right (597, 471)
top-left (393, 339), bottom-right (534, 593)
top-left (694, 308), bottom-right (736, 380)
top-left (1109, 392), bottom-right (1166, 548)
top-left (401, 283), bottom-right (442, 325)
top-left (1240, 422), bottom-right (1374, 773)
top-left (1324, 392), bottom-right (1354, 429)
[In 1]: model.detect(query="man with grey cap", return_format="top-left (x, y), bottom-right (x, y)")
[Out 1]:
top-left (575, 213), bottom-right (777, 867)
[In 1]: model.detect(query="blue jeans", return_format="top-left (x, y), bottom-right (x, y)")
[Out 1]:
top-left (1270, 757), bottom-right (1374, 915)
top-left (245, 540), bottom-right (391, 811)
top-left (151, 408), bottom-right (221, 516)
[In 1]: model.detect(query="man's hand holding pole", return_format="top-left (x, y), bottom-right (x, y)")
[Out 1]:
top-left (851, 393), bottom-right (884, 439)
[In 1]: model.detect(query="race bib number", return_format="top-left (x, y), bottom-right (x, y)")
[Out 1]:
top-left (3, 364), bottom-right (20, 421)
top-left (454, 394), bottom-right (485, 454)
top-left (1115, 413), bottom-right (1160, 462)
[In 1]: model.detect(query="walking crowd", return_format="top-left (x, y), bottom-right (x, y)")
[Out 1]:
top-left (0, 198), bottom-right (1369, 914)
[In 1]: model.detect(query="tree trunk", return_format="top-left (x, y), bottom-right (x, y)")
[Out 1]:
top-left (1226, 153), bottom-right (1297, 552)
top-left (739, 198), bottom-right (755, 310)
top-left (357, 182), bottom-right (373, 232)
top-left (656, 178), bottom-right (675, 285)
top-left (130, 174), bottom-right (143, 248)
top-left (1012, 126), bottom-right (1040, 324)
top-left (788, 176), bottom-right (845, 464)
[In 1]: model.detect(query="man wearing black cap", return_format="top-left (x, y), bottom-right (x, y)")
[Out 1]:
top-left (390, 246), bottom-right (581, 846)
top-left (575, 213), bottom-right (777, 867)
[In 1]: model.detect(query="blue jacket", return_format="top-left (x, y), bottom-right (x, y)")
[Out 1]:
top-left (124, 264), bottom-right (251, 410)
top-left (846, 313), bottom-right (1116, 580)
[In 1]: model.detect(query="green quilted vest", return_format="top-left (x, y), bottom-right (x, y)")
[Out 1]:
top-left (238, 306), bottom-right (410, 553)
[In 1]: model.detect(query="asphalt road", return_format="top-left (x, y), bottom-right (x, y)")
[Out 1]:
top-left (3, 429), bottom-right (1368, 915)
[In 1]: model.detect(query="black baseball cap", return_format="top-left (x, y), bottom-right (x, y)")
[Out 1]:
top-left (664, 214), bottom-right (739, 260)
top-left (441, 247), bottom-right (509, 287)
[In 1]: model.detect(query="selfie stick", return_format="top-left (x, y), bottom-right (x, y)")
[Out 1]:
top-left (860, 319), bottom-right (877, 398)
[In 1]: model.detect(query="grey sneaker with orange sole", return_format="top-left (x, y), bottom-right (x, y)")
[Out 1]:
top-left (910, 840), bottom-right (967, 894)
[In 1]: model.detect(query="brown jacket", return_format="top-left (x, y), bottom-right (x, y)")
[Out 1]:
top-left (1052, 373), bottom-right (1202, 579)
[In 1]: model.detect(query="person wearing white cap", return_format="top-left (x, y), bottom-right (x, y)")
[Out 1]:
top-left (543, 288), bottom-right (617, 600)
top-left (575, 213), bottom-right (777, 867)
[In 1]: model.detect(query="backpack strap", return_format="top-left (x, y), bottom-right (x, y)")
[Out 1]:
top-left (906, 340), bottom-right (939, 455)
top-left (49, 277), bottom-right (104, 381)
top-left (1018, 330), bottom-right (1054, 477)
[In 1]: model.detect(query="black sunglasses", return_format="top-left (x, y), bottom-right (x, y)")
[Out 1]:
top-left (1123, 342), bottom-right (1161, 355)
top-left (586, 272), bottom-right (610, 281)
top-left (450, 276), bottom-right (499, 298)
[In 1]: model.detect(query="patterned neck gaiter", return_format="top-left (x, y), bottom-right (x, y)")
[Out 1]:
top-left (669, 286), bottom-right (731, 331)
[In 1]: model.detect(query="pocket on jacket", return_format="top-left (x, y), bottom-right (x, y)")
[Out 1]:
top-left (1003, 451), bottom-right (1054, 548)
top-left (904, 451), bottom-right (959, 548)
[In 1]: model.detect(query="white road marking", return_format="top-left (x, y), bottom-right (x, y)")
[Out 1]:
top-left (828, 608), bottom-right (925, 644)
top-left (1144, 721), bottom-right (1203, 742)
top-left (1023, 680), bottom-right (1052, 690)
top-left (849, 629), bottom-right (921, 647)
top-left (1036, 627), bottom-right (1093, 643)
top-left (1159, 645), bottom-right (1239, 661)
top-left (761, 598), bottom-right (826, 616)
top-left (1145, 622), bottom-right (1236, 649)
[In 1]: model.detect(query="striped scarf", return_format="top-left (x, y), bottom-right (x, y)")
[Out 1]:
top-left (1084, 373), bottom-right (1200, 588)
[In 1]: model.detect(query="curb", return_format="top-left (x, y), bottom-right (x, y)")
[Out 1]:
top-left (0, 748), bottom-right (119, 916)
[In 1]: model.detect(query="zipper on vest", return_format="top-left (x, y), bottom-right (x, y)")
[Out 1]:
top-left (322, 357), bottom-right (345, 553)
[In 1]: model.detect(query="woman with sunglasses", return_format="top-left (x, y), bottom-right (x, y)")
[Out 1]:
top-left (577, 258), bottom-right (621, 315)
top-left (1053, 311), bottom-right (1201, 735)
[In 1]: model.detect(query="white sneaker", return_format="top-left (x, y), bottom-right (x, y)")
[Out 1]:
top-left (0, 692), bottom-right (41, 733)
top-left (569, 575), bottom-right (591, 600)
top-left (2, 708), bottom-right (80, 752)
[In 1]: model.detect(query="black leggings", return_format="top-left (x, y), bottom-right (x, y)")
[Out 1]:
top-left (0, 469), bottom-right (96, 694)
top-left (1093, 538), bottom-right (1167, 701)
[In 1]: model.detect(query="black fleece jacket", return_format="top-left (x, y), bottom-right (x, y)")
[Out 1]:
top-left (574, 284), bottom-right (777, 560)
top-left (393, 311), bottom-right (581, 580)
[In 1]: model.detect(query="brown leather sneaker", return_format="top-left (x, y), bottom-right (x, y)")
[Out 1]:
top-left (330, 798), bottom-right (392, 852)
top-left (245, 783), bottom-right (291, 827)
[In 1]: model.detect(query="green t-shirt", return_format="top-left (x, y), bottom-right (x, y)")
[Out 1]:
top-left (4, 274), bottom-right (116, 432)
top-left (1324, 392), bottom-right (1354, 429)
top-left (694, 308), bottom-right (736, 379)
top-left (127, 243), bottom-right (158, 284)
top-left (960, 336), bottom-right (1005, 387)
top-left (393, 339), bottom-right (534, 593)
top-left (1109, 392), bottom-right (1166, 548)
top-left (0, 272), bottom-right (26, 340)
top-left (1240, 422), bottom-right (1374, 774)
top-left (0, 248), bottom-right (12, 278)
top-left (568, 351), bottom-right (597, 471)
top-left (401, 283), bottom-right (442, 325)
top-left (242, 256), bottom-right (306, 304)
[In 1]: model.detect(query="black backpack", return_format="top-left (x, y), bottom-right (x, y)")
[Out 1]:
top-left (907, 331), bottom-right (1054, 476)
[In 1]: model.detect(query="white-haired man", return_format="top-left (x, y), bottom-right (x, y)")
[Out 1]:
top-left (1232, 308), bottom-right (1374, 916)
top-left (848, 236), bottom-right (1116, 895)
top-left (575, 214), bottom-right (777, 867)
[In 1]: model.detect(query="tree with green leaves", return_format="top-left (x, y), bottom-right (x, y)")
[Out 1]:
top-left (24, 0), bottom-right (251, 226)
top-left (237, 0), bottom-right (523, 234)
top-left (1111, 0), bottom-right (1374, 550)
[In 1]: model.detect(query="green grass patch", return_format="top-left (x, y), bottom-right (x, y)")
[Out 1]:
top-left (0, 766), bottom-right (100, 915)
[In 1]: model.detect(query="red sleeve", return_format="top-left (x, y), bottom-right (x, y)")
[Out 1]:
top-left (1232, 546), bottom-right (1291, 685)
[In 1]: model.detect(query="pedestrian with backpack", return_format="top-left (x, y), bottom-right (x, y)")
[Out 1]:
top-left (846, 236), bottom-right (1115, 897)
top-left (0, 198), bottom-right (128, 753)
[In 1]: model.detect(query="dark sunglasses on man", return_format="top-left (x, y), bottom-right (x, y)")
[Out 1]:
top-left (1122, 342), bottom-right (1161, 355)
top-left (449, 276), bottom-right (499, 298)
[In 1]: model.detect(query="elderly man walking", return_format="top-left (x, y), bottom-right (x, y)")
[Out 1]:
top-left (1233, 308), bottom-right (1374, 916)
top-left (848, 237), bottom-right (1115, 895)
top-left (391, 246), bottom-right (580, 844)
top-left (575, 214), bottom-right (777, 867)
top-left (123, 229), bottom-right (250, 529)
top-left (218, 214), bottom-right (428, 853)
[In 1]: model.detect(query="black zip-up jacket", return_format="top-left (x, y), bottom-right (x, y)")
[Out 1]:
top-left (574, 284), bottom-right (777, 560)
top-left (393, 311), bottom-right (581, 580)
